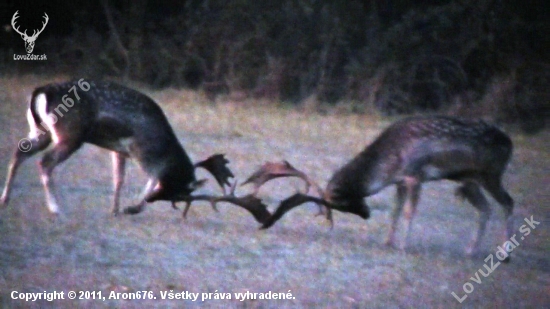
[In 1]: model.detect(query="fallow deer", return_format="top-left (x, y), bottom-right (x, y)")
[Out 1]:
top-left (0, 79), bottom-right (269, 224)
top-left (247, 116), bottom-right (515, 259)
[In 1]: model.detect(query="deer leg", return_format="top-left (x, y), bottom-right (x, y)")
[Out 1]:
top-left (182, 201), bottom-right (192, 218)
top-left (1, 136), bottom-right (52, 206)
top-left (385, 183), bottom-right (406, 247)
top-left (111, 152), bottom-right (127, 215)
top-left (456, 181), bottom-right (492, 256)
top-left (39, 141), bottom-right (81, 214)
top-left (123, 178), bottom-right (157, 214)
top-left (401, 178), bottom-right (421, 250)
top-left (483, 177), bottom-right (514, 262)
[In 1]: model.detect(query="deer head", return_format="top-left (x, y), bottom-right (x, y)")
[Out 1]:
top-left (11, 11), bottom-right (49, 54)
top-left (145, 154), bottom-right (272, 225)
top-left (240, 160), bottom-right (370, 229)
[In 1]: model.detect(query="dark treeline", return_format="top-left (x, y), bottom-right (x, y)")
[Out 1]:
top-left (1, 0), bottom-right (548, 131)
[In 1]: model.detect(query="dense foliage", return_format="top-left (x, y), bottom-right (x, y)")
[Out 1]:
top-left (2, 0), bottom-right (548, 130)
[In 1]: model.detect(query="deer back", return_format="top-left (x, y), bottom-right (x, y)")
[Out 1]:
top-left (327, 116), bottom-right (513, 201)
top-left (30, 80), bottom-right (196, 191)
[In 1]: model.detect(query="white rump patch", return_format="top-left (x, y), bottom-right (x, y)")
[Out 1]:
top-left (36, 93), bottom-right (60, 144)
top-left (148, 179), bottom-right (159, 194)
top-left (26, 108), bottom-right (39, 139)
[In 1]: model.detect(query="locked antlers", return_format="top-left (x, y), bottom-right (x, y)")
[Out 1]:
top-left (171, 154), bottom-right (270, 224)
top-left (179, 181), bottom-right (271, 225)
top-left (261, 192), bottom-right (333, 229)
top-left (172, 157), bottom-right (335, 227)
top-left (241, 161), bottom-right (333, 228)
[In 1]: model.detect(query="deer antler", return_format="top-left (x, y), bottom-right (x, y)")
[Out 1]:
top-left (179, 179), bottom-right (237, 218)
top-left (242, 160), bottom-right (324, 197)
top-left (242, 160), bottom-right (333, 227)
top-left (11, 11), bottom-right (26, 37)
top-left (185, 153), bottom-right (235, 214)
top-left (178, 181), bottom-right (271, 224)
top-left (11, 11), bottom-right (48, 39)
top-left (164, 154), bottom-right (271, 224)
top-left (260, 193), bottom-right (333, 229)
top-left (194, 154), bottom-right (234, 195)
top-left (32, 13), bottom-right (49, 39)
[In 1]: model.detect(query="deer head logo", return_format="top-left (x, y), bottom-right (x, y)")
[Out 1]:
top-left (11, 11), bottom-right (49, 54)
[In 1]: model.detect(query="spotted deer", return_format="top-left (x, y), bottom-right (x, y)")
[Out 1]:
top-left (0, 80), bottom-right (270, 223)
top-left (247, 116), bottom-right (515, 259)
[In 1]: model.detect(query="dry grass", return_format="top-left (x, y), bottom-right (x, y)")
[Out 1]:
top-left (0, 76), bottom-right (548, 308)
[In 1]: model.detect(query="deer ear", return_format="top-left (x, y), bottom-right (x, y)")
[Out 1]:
top-left (188, 179), bottom-right (208, 191)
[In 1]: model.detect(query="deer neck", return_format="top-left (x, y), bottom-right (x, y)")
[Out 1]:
top-left (154, 141), bottom-right (196, 191)
top-left (345, 145), bottom-right (397, 197)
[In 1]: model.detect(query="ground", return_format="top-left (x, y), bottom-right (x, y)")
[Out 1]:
top-left (0, 76), bottom-right (548, 308)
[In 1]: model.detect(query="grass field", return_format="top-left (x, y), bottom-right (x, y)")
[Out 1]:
top-left (0, 76), bottom-right (548, 308)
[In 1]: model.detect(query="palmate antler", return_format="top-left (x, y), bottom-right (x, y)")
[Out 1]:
top-left (242, 160), bottom-right (324, 197)
top-left (241, 160), bottom-right (333, 228)
top-left (194, 154), bottom-right (234, 195)
top-left (179, 181), bottom-right (271, 224)
top-left (174, 153), bottom-right (235, 213)
top-left (261, 193), bottom-right (333, 229)
top-left (170, 154), bottom-right (270, 224)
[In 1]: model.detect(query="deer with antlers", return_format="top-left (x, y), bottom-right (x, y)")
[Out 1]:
top-left (11, 11), bottom-right (49, 54)
top-left (247, 116), bottom-right (514, 259)
top-left (0, 80), bottom-right (269, 224)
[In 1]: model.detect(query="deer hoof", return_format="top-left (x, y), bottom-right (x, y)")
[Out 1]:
top-left (49, 211), bottom-right (67, 223)
top-left (0, 196), bottom-right (9, 207)
top-left (465, 239), bottom-right (482, 257)
top-left (384, 239), bottom-right (396, 249)
top-left (123, 205), bottom-right (143, 215)
top-left (465, 245), bottom-right (474, 257)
